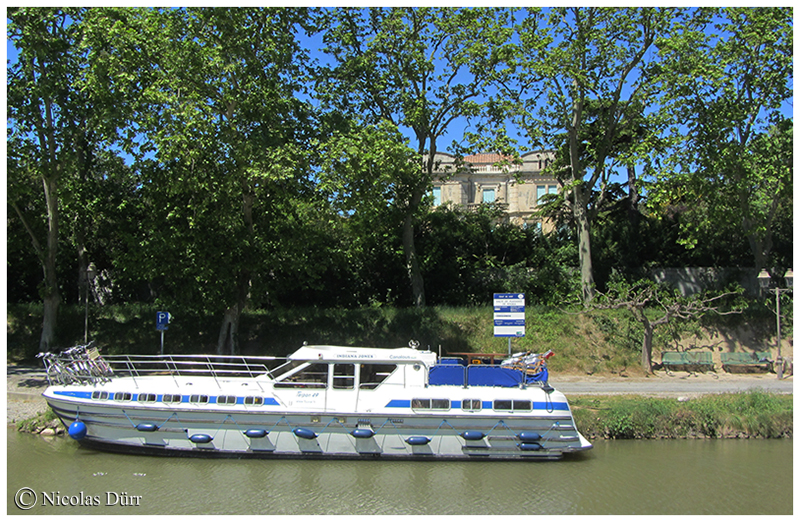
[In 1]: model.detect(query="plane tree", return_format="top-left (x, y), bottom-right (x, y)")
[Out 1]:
top-left (507, 7), bottom-right (675, 303)
top-left (86, 7), bottom-right (318, 354)
top-left (7, 8), bottom-right (110, 351)
top-left (649, 7), bottom-right (793, 276)
top-left (318, 7), bottom-right (517, 307)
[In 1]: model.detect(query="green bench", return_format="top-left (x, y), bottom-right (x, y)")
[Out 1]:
top-left (721, 351), bottom-right (772, 373)
top-left (661, 351), bottom-right (715, 373)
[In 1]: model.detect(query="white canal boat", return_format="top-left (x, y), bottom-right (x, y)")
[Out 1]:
top-left (41, 343), bottom-right (592, 460)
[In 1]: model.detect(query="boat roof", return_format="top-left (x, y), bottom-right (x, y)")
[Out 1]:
top-left (288, 345), bottom-right (437, 365)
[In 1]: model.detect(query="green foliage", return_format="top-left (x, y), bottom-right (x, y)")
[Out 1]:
top-left (572, 391), bottom-right (792, 440)
top-left (6, 7), bottom-right (793, 353)
top-left (649, 7), bottom-right (793, 272)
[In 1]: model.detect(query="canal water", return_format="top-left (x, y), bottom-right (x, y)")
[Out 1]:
top-left (7, 429), bottom-right (792, 515)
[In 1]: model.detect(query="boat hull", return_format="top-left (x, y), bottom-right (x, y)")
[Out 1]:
top-left (39, 345), bottom-right (592, 461)
top-left (45, 393), bottom-right (590, 461)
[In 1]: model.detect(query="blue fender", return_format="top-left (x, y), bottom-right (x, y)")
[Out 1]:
top-left (68, 421), bottom-right (87, 440)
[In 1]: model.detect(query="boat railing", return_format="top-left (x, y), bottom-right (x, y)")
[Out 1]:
top-left (39, 344), bottom-right (284, 389)
top-left (103, 354), bottom-right (283, 388)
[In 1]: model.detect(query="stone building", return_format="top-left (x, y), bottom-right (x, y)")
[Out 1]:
top-left (430, 150), bottom-right (560, 229)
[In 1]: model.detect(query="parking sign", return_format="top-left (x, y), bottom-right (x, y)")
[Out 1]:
top-left (156, 312), bottom-right (170, 331)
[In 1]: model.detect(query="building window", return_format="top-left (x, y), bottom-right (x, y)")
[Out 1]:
top-left (537, 185), bottom-right (557, 205)
top-left (482, 188), bottom-right (495, 203)
top-left (432, 186), bottom-right (441, 206)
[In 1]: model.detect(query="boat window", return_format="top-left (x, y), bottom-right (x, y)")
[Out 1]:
top-left (189, 394), bottom-right (209, 404)
top-left (274, 363), bottom-right (328, 388)
top-left (359, 364), bottom-right (397, 389)
top-left (493, 399), bottom-right (513, 411)
top-left (462, 399), bottom-right (482, 411)
top-left (163, 394), bottom-right (182, 403)
top-left (493, 399), bottom-right (532, 412)
top-left (244, 396), bottom-right (263, 406)
top-left (268, 359), bottom-right (302, 380)
top-left (217, 395), bottom-right (237, 405)
top-left (411, 398), bottom-right (450, 411)
top-left (113, 392), bottom-right (132, 401)
top-left (91, 391), bottom-right (108, 400)
top-left (138, 393), bottom-right (157, 402)
top-left (412, 398), bottom-right (430, 409)
top-left (513, 400), bottom-right (532, 411)
top-left (333, 364), bottom-right (355, 389)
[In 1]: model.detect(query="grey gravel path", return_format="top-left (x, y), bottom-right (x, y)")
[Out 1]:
top-left (551, 373), bottom-right (793, 396)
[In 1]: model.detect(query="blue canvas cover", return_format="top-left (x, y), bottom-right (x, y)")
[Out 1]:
top-left (525, 368), bottom-right (548, 383)
top-left (429, 365), bottom-right (466, 386)
top-left (467, 366), bottom-right (524, 387)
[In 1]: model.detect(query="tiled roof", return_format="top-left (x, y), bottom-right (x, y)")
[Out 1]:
top-left (463, 153), bottom-right (513, 164)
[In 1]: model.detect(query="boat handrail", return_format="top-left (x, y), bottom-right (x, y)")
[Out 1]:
top-left (40, 348), bottom-right (286, 389)
top-left (103, 354), bottom-right (283, 386)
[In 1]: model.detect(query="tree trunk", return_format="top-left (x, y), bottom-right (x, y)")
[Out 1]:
top-left (631, 305), bottom-right (654, 372)
top-left (217, 190), bottom-right (256, 355)
top-left (641, 321), bottom-right (654, 372)
top-left (572, 189), bottom-right (595, 304)
top-left (217, 268), bottom-right (252, 355)
top-left (40, 176), bottom-right (61, 352)
top-left (217, 305), bottom-right (240, 356)
top-left (567, 92), bottom-right (595, 304)
top-left (627, 162), bottom-right (640, 224)
top-left (403, 186), bottom-right (426, 308)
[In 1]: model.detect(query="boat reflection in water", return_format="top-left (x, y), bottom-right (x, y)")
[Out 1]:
top-left (41, 342), bottom-right (592, 460)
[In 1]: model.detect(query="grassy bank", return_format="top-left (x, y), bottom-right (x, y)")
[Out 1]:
top-left (8, 303), bottom-right (779, 377)
top-left (571, 390), bottom-right (792, 440)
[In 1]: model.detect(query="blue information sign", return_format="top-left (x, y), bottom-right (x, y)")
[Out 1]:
top-left (156, 311), bottom-right (170, 331)
top-left (493, 293), bottom-right (525, 337)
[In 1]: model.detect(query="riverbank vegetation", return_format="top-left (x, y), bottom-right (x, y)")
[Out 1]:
top-left (571, 391), bottom-right (792, 440)
top-left (15, 409), bottom-right (63, 436)
top-left (7, 303), bottom-right (781, 377)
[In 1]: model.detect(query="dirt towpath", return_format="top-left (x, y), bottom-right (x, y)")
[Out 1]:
top-left (552, 371), bottom-right (792, 396)
top-left (6, 365), bottom-right (49, 423)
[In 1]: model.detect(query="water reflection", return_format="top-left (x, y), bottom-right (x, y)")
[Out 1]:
top-left (7, 430), bottom-right (792, 515)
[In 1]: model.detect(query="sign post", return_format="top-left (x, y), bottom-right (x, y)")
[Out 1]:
top-left (493, 293), bottom-right (525, 355)
top-left (156, 312), bottom-right (170, 355)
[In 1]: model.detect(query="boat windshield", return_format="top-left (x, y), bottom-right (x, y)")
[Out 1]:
top-left (270, 360), bottom-right (311, 381)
